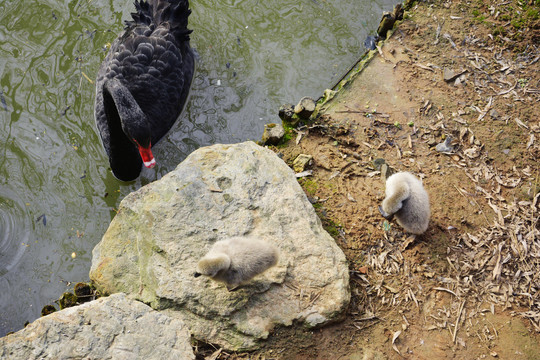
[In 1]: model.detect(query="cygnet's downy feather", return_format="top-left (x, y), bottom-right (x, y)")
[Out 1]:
top-left (194, 237), bottom-right (279, 290)
top-left (379, 172), bottom-right (430, 234)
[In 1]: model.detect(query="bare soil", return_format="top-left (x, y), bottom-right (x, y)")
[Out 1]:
top-left (197, 0), bottom-right (540, 359)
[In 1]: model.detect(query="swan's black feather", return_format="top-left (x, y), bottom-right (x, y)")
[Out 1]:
top-left (94, 0), bottom-right (195, 181)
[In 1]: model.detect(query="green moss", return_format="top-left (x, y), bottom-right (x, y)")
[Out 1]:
top-left (493, 26), bottom-right (507, 36)
top-left (298, 178), bottom-right (318, 195)
top-left (511, 18), bottom-right (525, 28)
top-left (41, 305), bottom-right (56, 316)
top-left (58, 292), bottom-right (78, 309)
top-left (321, 217), bottom-right (344, 241)
top-left (526, 8), bottom-right (539, 20)
top-left (499, 1), bottom-right (540, 30)
top-left (274, 122), bottom-right (294, 148)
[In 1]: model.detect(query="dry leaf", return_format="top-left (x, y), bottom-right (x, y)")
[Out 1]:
top-left (464, 147), bottom-right (480, 158)
top-left (514, 118), bottom-right (529, 129)
top-left (358, 266), bottom-right (368, 274)
top-left (295, 132), bottom-right (304, 145)
top-left (205, 348), bottom-right (222, 360)
top-left (527, 134), bottom-right (535, 148)
top-left (295, 170), bottom-right (313, 178)
top-left (392, 330), bottom-right (402, 355)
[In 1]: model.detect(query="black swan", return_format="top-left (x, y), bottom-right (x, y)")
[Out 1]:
top-left (94, 0), bottom-right (195, 181)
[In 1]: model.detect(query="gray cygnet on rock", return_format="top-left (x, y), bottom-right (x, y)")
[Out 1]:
top-left (194, 237), bottom-right (279, 291)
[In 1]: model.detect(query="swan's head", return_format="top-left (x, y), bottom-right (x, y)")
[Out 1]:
top-left (194, 254), bottom-right (231, 278)
top-left (378, 205), bottom-right (395, 220)
top-left (103, 78), bottom-right (156, 169)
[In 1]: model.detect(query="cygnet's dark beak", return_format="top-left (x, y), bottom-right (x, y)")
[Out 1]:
top-left (378, 205), bottom-right (394, 221)
top-left (193, 272), bottom-right (201, 278)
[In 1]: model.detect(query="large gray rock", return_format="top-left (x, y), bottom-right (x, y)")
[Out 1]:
top-left (90, 141), bottom-right (350, 351)
top-left (0, 293), bottom-right (194, 360)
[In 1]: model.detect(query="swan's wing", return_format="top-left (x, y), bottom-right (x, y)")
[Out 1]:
top-left (99, 26), bottom-right (195, 143)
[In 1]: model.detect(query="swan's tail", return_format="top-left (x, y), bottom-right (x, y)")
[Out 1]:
top-left (126, 0), bottom-right (192, 42)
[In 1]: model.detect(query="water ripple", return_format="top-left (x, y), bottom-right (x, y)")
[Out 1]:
top-left (0, 189), bottom-right (30, 276)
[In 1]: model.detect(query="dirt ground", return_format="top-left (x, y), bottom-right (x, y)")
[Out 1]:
top-left (196, 1), bottom-right (540, 359)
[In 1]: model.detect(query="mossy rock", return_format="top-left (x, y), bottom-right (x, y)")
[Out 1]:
top-left (74, 282), bottom-right (94, 303)
top-left (41, 305), bottom-right (57, 316)
top-left (59, 292), bottom-right (78, 310)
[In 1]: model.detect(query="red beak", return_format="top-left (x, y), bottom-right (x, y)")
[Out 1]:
top-left (137, 144), bottom-right (156, 168)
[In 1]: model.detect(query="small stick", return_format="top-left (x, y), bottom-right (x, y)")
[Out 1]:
top-left (434, 287), bottom-right (457, 297)
top-left (453, 300), bottom-right (466, 343)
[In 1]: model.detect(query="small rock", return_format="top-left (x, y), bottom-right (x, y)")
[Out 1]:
top-left (261, 123), bottom-right (285, 145)
top-left (372, 158), bottom-right (387, 171)
top-left (293, 154), bottom-right (313, 173)
top-left (278, 103), bottom-right (295, 122)
top-left (364, 35), bottom-right (379, 50)
top-left (502, 149), bottom-right (510, 155)
top-left (377, 13), bottom-right (395, 39)
top-left (444, 68), bottom-right (467, 83)
top-left (435, 136), bottom-right (454, 153)
top-left (380, 163), bottom-right (396, 181)
top-left (443, 68), bottom-right (456, 82)
top-left (74, 282), bottom-right (93, 303)
top-left (294, 97), bottom-right (316, 119)
top-left (41, 305), bottom-right (56, 317)
top-left (58, 292), bottom-right (78, 309)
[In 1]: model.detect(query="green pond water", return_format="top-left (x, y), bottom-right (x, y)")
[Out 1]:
top-left (0, 0), bottom-right (398, 335)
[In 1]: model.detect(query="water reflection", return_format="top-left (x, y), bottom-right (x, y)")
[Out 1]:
top-left (0, 0), bottom-right (398, 335)
top-left (0, 189), bottom-right (29, 276)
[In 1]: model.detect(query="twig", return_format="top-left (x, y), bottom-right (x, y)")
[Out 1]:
top-left (453, 300), bottom-right (466, 343)
top-left (433, 21), bottom-right (442, 45)
top-left (434, 287), bottom-right (457, 297)
top-left (495, 81), bottom-right (517, 96)
top-left (477, 96), bottom-right (493, 121)
top-left (335, 109), bottom-right (363, 114)
top-left (352, 319), bottom-right (380, 331)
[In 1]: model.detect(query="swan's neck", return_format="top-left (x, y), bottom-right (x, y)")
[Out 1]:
top-left (103, 78), bottom-right (155, 169)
